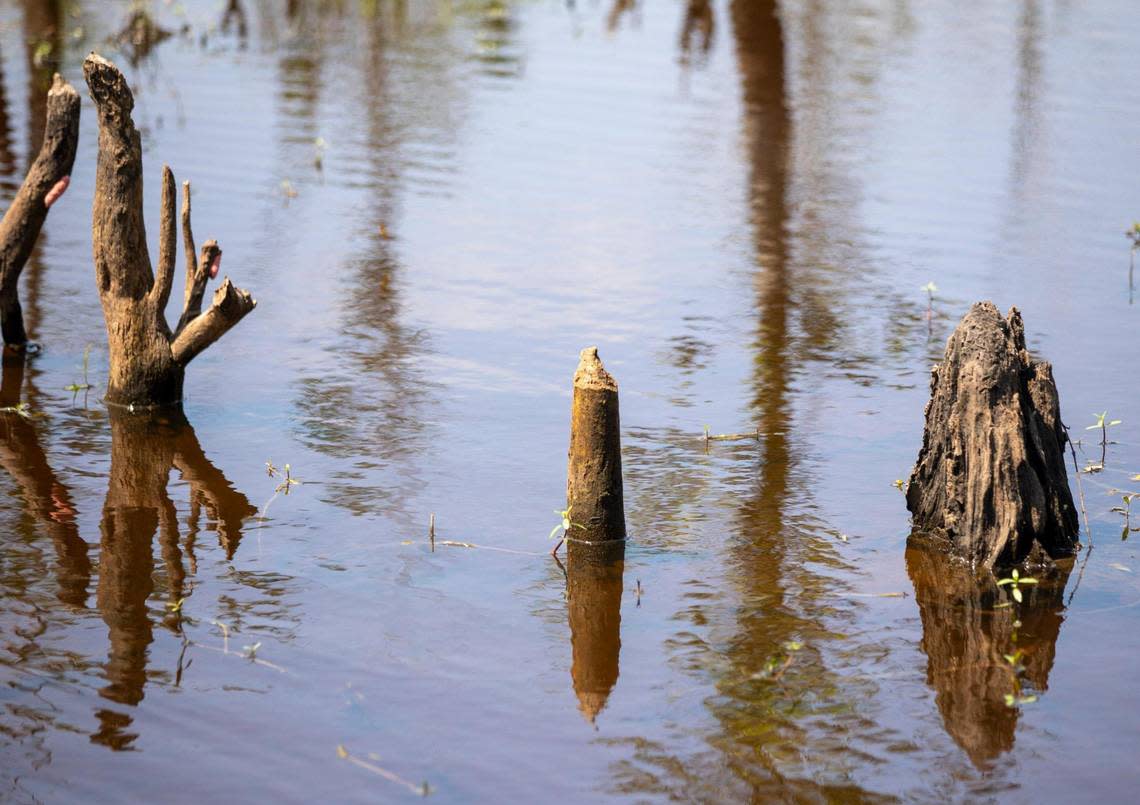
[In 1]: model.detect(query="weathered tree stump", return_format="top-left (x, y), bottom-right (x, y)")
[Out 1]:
top-left (566, 346), bottom-right (626, 545)
top-left (906, 302), bottom-right (1078, 568)
top-left (0, 74), bottom-right (79, 347)
top-left (83, 53), bottom-right (255, 407)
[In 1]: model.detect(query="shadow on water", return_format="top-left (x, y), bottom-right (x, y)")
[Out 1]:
top-left (93, 407), bottom-right (255, 749)
top-left (565, 540), bottom-right (625, 727)
top-left (906, 536), bottom-right (1069, 768)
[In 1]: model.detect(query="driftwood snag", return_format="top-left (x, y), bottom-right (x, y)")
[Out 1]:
top-left (0, 74), bottom-right (80, 347)
top-left (84, 53), bottom-right (255, 407)
top-left (566, 346), bottom-right (626, 544)
top-left (906, 302), bottom-right (1078, 569)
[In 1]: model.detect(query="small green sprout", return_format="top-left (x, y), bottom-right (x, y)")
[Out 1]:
top-left (243, 641), bottom-right (262, 659)
top-left (1086, 412), bottom-right (1121, 467)
top-left (996, 568), bottom-right (1038, 603)
top-left (548, 505), bottom-right (586, 556)
top-left (1109, 492), bottom-right (1140, 541)
top-left (0, 402), bottom-right (34, 420)
top-left (1003, 692), bottom-right (1038, 707)
top-left (65, 344), bottom-right (95, 396)
top-left (165, 597), bottom-right (186, 613)
top-left (893, 479), bottom-right (906, 492)
top-left (1086, 411), bottom-right (1122, 432)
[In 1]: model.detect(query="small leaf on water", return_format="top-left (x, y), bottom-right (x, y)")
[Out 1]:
top-left (1012, 587), bottom-right (1023, 603)
top-left (1109, 562), bottom-right (1132, 572)
top-left (1110, 420), bottom-right (1122, 426)
top-left (1020, 577), bottom-right (1038, 585)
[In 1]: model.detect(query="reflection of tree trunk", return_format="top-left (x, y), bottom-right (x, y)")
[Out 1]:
top-left (728, 0), bottom-right (794, 659)
top-left (567, 541), bottom-right (624, 724)
top-left (0, 351), bottom-right (89, 606)
top-left (19, 0), bottom-right (65, 339)
top-left (906, 535), bottom-right (1069, 767)
top-left (93, 407), bottom-right (254, 749)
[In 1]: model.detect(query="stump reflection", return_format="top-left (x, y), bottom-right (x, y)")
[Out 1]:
top-left (0, 351), bottom-right (89, 606)
top-left (94, 407), bottom-right (256, 749)
top-left (906, 536), bottom-right (1069, 766)
top-left (566, 540), bottom-right (625, 725)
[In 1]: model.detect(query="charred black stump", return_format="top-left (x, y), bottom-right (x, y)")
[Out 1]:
top-left (906, 302), bottom-right (1079, 569)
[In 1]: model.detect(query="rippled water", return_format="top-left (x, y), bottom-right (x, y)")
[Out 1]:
top-left (2, 0), bottom-right (1140, 801)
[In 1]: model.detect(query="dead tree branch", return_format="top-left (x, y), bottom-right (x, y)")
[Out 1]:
top-left (83, 53), bottom-right (255, 407)
top-left (0, 73), bottom-right (80, 347)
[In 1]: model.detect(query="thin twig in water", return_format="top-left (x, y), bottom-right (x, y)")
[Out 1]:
top-left (336, 745), bottom-right (430, 796)
top-left (429, 513), bottom-right (435, 552)
top-left (1065, 423), bottom-right (1094, 607)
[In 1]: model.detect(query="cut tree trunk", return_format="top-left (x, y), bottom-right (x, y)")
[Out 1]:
top-left (906, 302), bottom-right (1079, 569)
top-left (83, 53), bottom-right (255, 407)
top-left (0, 74), bottom-right (79, 347)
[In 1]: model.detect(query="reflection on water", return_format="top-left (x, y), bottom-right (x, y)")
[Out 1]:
top-left (907, 536), bottom-right (1069, 767)
top-left (0, 352), bottom-right (89, 607)
top-left (94, 408), bottom-right (256, 749)
top-left (565, 541), bottom-right (625, 725)
top-left (2, 0), bottom-right (1140, 800)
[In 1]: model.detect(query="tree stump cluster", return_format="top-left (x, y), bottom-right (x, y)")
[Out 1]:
top-left (0, 54), bottom-right (255, 410)
top-left (906, 302), bottom-right (1079, 568)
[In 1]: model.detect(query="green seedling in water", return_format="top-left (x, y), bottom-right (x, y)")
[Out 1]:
top-left (243, 641), bottom-right (262, 660)
top-left (549, 505), bottom-right (585, 557)
top-left (1085, 411), bottom-right (1121, 469)
top-left (1109, 492), bottom-right (1140, 541)
top-left (0, 402), bottom-right (34, 420)
top-left (893, 479), bottom-right (906, 493)
top-left (1002, 649), bottom-right (1038, 707)
top-left (166, 597), bottom-right (186, 613)
top-left (65, 344), bottom-right (95, 398)
top-left (922, 281), bottom-right (938, 329)
top-left (996, 568), bottom-right (1038, 604)
top-left (752, 640), bottom-right (804, 682)
top-left (260, 461), bottom-right (302, 522)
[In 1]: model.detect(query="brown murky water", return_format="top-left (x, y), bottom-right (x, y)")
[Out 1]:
top-left (2, 0), bottom-right (1140, 801)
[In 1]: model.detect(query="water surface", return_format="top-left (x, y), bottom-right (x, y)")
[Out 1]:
top-left (2, 0), bottom-right (1140, 801)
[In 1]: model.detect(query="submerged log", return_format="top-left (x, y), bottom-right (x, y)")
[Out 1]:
top-left (0, 74), bottom-right (79, 347)
top-left (906, 302), bottom-right (1078, 568)
top-left (565, 347), bottom-right (626, 546)
top-left (83, 54), bottom-right (255, 407)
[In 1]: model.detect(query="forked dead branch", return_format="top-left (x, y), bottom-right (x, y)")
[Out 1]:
top-left (0, 74), bottom-right (80, 347)
top-left (83, 53), bottom-right (255, 407)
